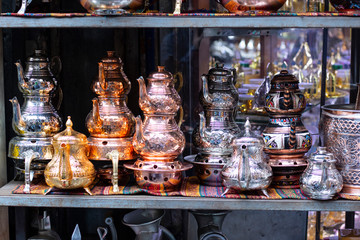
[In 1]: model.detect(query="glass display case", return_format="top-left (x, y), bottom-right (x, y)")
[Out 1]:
top-left (0, 0), bottom-right (359, 239)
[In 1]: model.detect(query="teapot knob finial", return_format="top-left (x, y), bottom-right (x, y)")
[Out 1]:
top-left (157, 66), bottom-right (165, 72)
top-left (107, 51), bottom-right (115, 57)
top-left (66, 116), bottom-right (73, 129)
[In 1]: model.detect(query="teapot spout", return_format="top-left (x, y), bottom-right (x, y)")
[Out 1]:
top-left (201, 75), bottom-right (213, 105)
top-left (137, 76), bottom-right (149, 104)
top-left (15, 61), bottom-right (28, 90)
top-left (92, 98), bottom-right (103, 128)
top-left (9, 97), bottom-right (25, 134)
top-left (133, 116), bottom-right (144, 153)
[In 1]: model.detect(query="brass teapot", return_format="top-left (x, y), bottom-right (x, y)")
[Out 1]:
top-left (11, 49), bottom-right (62, 137)
top-left (86, 51), bottom-right (135, 138)
top-left (138, 66), bottom-right (181, 115)
top-left (45, 117), bottom-right (95, 195)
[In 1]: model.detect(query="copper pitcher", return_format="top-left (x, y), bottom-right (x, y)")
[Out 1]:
top-left (45, 117), bottom-right (95, 195)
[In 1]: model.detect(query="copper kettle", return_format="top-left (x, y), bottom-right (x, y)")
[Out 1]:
top-left (45, 117), bottom-right (95, 195)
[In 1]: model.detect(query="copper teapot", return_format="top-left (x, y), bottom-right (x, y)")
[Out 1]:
top-left (45, 117), bottom-right (95, 195)
top-left (11, 49), bottom-right (62, 137)
top-left (133, 116), bottom-right (185, 161)
top-left (137, 66), bottom-right (181, 115)
top-left (86, 51), bottom-right (135, 138)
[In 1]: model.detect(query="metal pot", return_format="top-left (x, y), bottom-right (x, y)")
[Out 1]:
top-left (321, 104), bottom-right (360, 195)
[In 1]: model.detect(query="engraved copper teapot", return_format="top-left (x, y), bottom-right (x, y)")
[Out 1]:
top-left (45, 117), bottom-right (95, 195)
top-left (222, 118), bottom-right (272, 195)
top-left (11, 49), bottom-right (62, 137)
top-left (138, 66), bottom-right (181, 115)
top-left (86, 51), bottom-right (135, 138)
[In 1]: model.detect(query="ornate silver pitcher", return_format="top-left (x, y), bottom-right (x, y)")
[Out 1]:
top-left (300, 147), bottom-right (343, 200)
top-left (222, 118), bottom-right (272, 195)
top-left (190, 63), bottom-right (241, 186)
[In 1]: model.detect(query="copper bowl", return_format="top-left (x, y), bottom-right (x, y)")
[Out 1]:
top-left (217, 0), bottom-right (287, 13)
top-left (329, 0), bottom-right (360, 13)
top-left (124, 160), bottom-right (192, 192)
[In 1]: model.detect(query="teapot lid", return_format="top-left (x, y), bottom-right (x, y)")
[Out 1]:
top-left (271, 70), bottom-right (299, 84)
top-left (27, 50), bottom-right (49, 63)
top-left (232, 118), bottom-right (264, 146)
top-left (52, 117), bottom-right (88, 144)
top-left (148, 66), bottom-right (173, 80)
top-left (101, 51), bottom-right (122, 64)
top-left (309, 147), bottom-right (336, 163)
top-left (208, 63), bottom-right (233, 77)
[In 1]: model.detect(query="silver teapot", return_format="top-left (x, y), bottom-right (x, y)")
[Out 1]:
top-left (11, 49), bottom-right (62, 137)
top-left (222, 118), bottom-right (272, 195)
top-left (300, 147), bottom-right (343, 200)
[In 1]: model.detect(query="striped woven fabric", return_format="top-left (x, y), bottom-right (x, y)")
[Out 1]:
top-left (12, 176), bottom-right (310, 199)
top-left (1, 12), bottom-right (360, 17)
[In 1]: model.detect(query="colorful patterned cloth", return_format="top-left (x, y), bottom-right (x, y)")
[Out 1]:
top-left (12, 176), bottom-right (310, 199)
top-left (1, 12), bottom-right (360, 17)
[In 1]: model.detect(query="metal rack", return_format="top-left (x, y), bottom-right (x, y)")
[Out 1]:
top-left (0, 14), bottom-right (359, 239)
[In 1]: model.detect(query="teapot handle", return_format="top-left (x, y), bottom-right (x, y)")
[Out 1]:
top-left (51, 56), bottom-right (62, 78)
top-left (173, 72), bottom-right (184, 93)
top-left (177, 106), bottom-right (184, 128)
top-left (289, 122), bottom-right (297, 149)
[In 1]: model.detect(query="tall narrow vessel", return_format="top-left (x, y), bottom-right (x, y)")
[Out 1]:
top-left (125, 66), bottom-right (192, 192)
top-left (8, 49), bottom-right (62, 193)
top-left (190, 63), bottom-right (241, 187)
top-left (262, 70), bottom-right (312, 188)
top-left (86, 51), bottom-right (136, 192)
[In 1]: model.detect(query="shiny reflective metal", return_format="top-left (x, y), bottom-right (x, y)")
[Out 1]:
top-left (190, 210), bottom-right (230, 240)
top-left (105, 217), bottom-right (118, 240)
top-left (321, 104), bottom-right (360, 195)
top-left (216, 0), bottom-right (286, 12)
top-left (45, 117), bottom-right (96, 195)
top-left (12, 49), bottom-right (62, 137)
top-left (300, 147), bottom-right (343, 200)
top-left (262, 70), bottom-right (311, 188)
top-left (222, 119), bottom-right (272, 195)
top-left (184, 155), bottom-right (225, 187)
top-left (192, 63), bottom-right (240, 186)
top-left (122, 209), bottom-right (176, 240)
top-left (80, 0), bottom-right (183, 14)
top-left (124, 160), bottom-right (192, 192)
top-left (86, 51), bottom-right (135, 138)
top-left (133, 115), bottom-right (185, 161)
top-left (87, 51), bottom-right (136, 192)
top-left (138, 66), bottom-right (182, 115)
